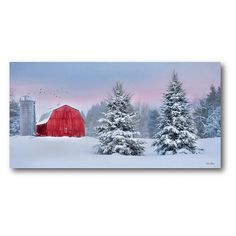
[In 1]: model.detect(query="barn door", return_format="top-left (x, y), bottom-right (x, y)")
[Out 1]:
top-left (64, 127), bottom-right (68, 135)
top-left (64, 119), bottom-right (73, 136)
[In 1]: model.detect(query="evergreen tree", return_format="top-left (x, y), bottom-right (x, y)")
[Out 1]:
top-left (193, 98), bottom-right (208, 138)
top-left (10, 91), bottom-right (20, 136)
top-left (206, 106), bottom-right (221, 137)
top-left (152, 72), bottom-right (197, 154)
top-left (207, 85), bottom-right (217, 107)
top-left (216, 86), bottom-right (221, 106)
top-left (96, 82), bottom-right (145, 155)
top-left (193, 85), bottom-right (221, 138)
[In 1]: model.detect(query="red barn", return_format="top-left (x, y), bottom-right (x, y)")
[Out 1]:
top-left (36, 105), bottom-right (85, 137)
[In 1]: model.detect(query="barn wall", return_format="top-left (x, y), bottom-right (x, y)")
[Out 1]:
top-left (36, 124), bottom-right (47, 136)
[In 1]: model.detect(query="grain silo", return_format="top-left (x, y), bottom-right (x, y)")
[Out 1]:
top-left (20, 95), bottom-right (36, 136)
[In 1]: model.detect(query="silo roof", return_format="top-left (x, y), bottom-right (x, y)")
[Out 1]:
top-left (20, 95), bottom-right (35, 102)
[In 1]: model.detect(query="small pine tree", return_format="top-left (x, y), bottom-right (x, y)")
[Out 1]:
top-left (152, 72), bottom-right (198, 154)
top-left (96, 82), bottom-right (145, 155)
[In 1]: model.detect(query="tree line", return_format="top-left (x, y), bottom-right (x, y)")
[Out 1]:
top-left (86, 77), bottom-right (221, 141)
top-left (85, 101), bottom-right (160, 139)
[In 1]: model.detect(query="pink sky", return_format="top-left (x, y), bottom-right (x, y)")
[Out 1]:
top-left (10, 62), bottom-right (221, 120)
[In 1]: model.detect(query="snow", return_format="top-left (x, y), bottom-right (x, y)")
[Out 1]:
top-left (10, 136), bottom-right (221, 168)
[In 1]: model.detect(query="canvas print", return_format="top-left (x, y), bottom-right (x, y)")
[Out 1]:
top-left (10, 62), bottom-right (221, 168)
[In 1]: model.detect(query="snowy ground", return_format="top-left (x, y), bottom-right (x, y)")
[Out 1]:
top-left (10, 136), bottom-right (221, 168)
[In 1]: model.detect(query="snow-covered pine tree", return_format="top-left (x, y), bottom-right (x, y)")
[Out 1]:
top-left (193, 85), bottom-right (221, 138)
top-left (152, 71), bottom-right (198, 154)
top-left (205, 85), bottom-right (221, 137)
top-left (96, 82), bottom-right (145, 155)
top-left (193, 98), bottom-right (209, 138)
top-left (206, 106), bottom-right (221, 137)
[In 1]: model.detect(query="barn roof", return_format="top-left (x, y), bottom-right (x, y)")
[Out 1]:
top-left (37, 110), bottom-right (53, 125)
top-left (36, 104), bottom-right (84, 125)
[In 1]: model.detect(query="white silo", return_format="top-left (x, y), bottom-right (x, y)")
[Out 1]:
top-left (20, 95), bottom-right (36, 136)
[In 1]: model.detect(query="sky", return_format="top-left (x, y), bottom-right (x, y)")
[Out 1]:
top-left (10, 62), bottom-right (221, 120)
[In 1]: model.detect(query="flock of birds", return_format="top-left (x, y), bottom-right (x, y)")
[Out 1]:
top-left (27, 88), bottom-right (69, 100)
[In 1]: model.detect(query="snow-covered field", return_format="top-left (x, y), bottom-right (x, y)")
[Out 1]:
top-left (10, 136), bottom-right (221, 168)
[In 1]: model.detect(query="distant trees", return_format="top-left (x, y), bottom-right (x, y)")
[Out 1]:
top-left (10, 91), bottom-right (20, 136)
top-left (133, 103), bottom-right (150, 138)
top-left (85, 102), bottom-right (106, 137)
top-left (193, 85), bottom-right (221, 138)
top-left (147, 109), bottom-right (160, 138)
top-left (86, 101), bottom-right (160, 139)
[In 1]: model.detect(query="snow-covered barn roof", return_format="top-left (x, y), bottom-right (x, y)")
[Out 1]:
top-left (36, 104), bottom-right (84, 125)
top-left (37, 110), bottom-right (53, 125)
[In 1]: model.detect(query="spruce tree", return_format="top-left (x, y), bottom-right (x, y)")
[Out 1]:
top-left (96, 82), bottom-right (145, 155)
top-left (193, 85), bottom-right (221, 138)
top-left (206, 106), bottom-right (221, 137)
top-left (152, 72), bottom-right (197, 154)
